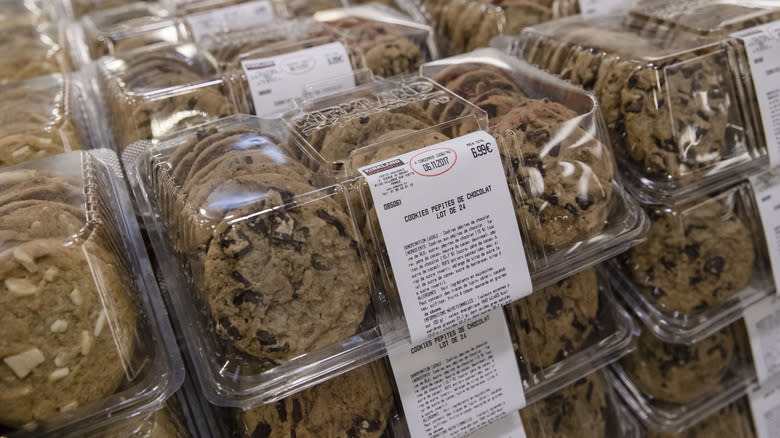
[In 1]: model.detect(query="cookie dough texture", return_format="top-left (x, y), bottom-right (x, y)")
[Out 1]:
top-left (646, 399), bottom-right (755, 438)
top-left (0, 76), bottom-right (83, 167)
top-left (162, 127), bottom-right (371, 366)
top-left (624, 199), bottom-right (754, 315)
top-left (510, 268), bottom-right (599, 369)
top-left (90, 406), bottom-right (184, 438)
top-left (621, 328), bottom-right (734, 404)
top-left (101, 46), bottom-right (233, 151)
top-left (0, 25), bottom-right (68, 85)
top-left (520, 373), bottom-right (607, 438)
top-left (0, 227), bottom-right (136, 427)
top-left (240, 362), bottom-right (394, 438)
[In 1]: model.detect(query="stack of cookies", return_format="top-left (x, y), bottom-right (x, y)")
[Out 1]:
top-left (0, 168), bottom-right (136, 429)
top-left (152, 120), bottom-right (372, 370)
top-left (0, 23), bottom-right (71, 85)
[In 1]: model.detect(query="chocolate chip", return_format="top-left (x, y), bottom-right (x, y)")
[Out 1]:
top-left (311, 254), bottom-right (332, 271)
top-left (624, 96), bottom-right (643, 113)
top-left (548, 143), bottom-right (560, 157)
top-left (526, 128), bottom-right (551, 143)
top-left (249, 217), bottom-right (268, 235)
top-left (586, 381), bottom-right (594, 401)
top-left (683, 244), bottom-right (699, 260)
top-left (257, 329), bottom-right (277, 346)
top-left (275, 400), bottom-right (287, 422)
top-left (659, 256), bottom-right (676, 270)
top-left (707, 344), bottom-right (728, 359)
top-left (684, 224), bottom-right (707, 236)
top-left (704, 257), bottom-right (725, 276)
top-left (482, 103), bottom-right (498, 118)
top-left (292, 399), bottom-right (303, 424)
top-left (231, 271), bottom-right (252, 288)
top-left (696, 110), bottom-right (710, 122)
top-left (575, 195), bottom-right (594, 210)
top-left (689, 275), bottom-right (703, 286)
top-left (546, 296), bottom-right (564, 318)
top-left (233, 290), bottom-right (263, 306)
top-left (517, 122), bottom-right (527, 132)
top-left (540, 193), bottom-right (559, 206)
top-left (359, 116), bottom-right (369, 124)
top-left (219, 317), bottom-right (243, 340)
top-left (572, 316), bottom-right (587, 332)
top-left (627, 73), bottom-right (639, 89)
top-left (251, 422), bottom-right (272, 438)
top-left (187, 97), bottom-right (198, 110)
top-left (316, 209), bottom-right (347, 236)
top-left (268, 343), bottom-right (290, 353)
top-left (220, 228), bottom-right (252, 258)
top-left (565, 203), bottom-right (579, 218)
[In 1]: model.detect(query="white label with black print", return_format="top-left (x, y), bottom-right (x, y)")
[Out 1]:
top-left (578, 0), bottom-right (638, 16)
top-left (749, 169), bottom-right (780, 295)
top-left (389, 309), bottom-right (526, 438)
top-left (465, 411), bottom-right (527, 438)
top-left (186, 1), bottom-right (275, 41)
top-left (241, 42), bottom-right (355, 117)
top-left (733, 22), bottom-right (780, 167)
top-left (746, 295), bottom-right (780, 383)
top-left (749, 373), bottom-right (780, 438)
top-left (358, 130), bottom-right (531, 343)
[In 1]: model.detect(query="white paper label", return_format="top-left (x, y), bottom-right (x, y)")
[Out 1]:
top-left (358, 131), bottom-right (531, 343)
top-left (733, 22), bottom-right (780, 167)
top-left (186, 0), bottom-right (274, 41)
top-left (466, 411), bottom-right (527, 438)
top-left (578, 0), bottom-right (638, 16)
top-left (749, 170), bottom-right (780, 294)
top-left (389, 309), bottom-right (526, 438)
top-left (241, 42), bottom-right (355, 117)
top-left (746, 295), bottom-right (780, 383)
top-left (749, 374), bottom-right (780, 438)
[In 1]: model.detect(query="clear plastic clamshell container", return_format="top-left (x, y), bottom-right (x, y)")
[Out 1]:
top-left (0, 22), bottom-right (72, 85)
top-left (67, 2), bottom-right (186, 67)
top-left (0, 150), bottom-right (182, 437)
top-left (496, 8), bottom-right (780, 205)
top-left (0, 0), bottom-right (57, 30)
top-left (610, 320), bottom-right (756, 434)
top-left (124, 114), bottom-right (388, 406)
top-left (161, 0), bottom-right (284, 15)
top-left (59, 0), bottom-right (159, 19)
top-left (0, 72), bottom-right (108, 168)
top-left (606, 180), bottom-right (774, 344)
top-left (95, 42), bottom-right (236, 152)
top-left (641, 397), bottom-right (757, 438)
top-left (408, 0), bottom-right (580, 56)
top-left (413, 48), bottom-right (648, 289)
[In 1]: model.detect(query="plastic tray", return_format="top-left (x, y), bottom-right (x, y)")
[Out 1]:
top-left (0, 150), bottom-right (183, 437)
top-left (58, 0), bottom-right (158, 19)
top-left (609, 320), bottom-right (756, 434)
top-left (494, 11), bottom-right (778, 205)
top-left (0, 22), bottom-right (71, 85)
top-left (0, 0), bottom-right (56, 30)
top-left (407, 0), bottom-right (580, 56)
top-left (94, 42), bottom-right (236, 152)
top-left (0, 72), bottom-right (109, 168)
top-left (641, 397), bottom-right (757, 438)
top-left (606, 180), bottom-right (774, 344)
top-left (415, 48), bottom-right (648, 289)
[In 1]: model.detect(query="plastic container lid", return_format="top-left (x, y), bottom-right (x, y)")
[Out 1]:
top-left (95, 43), bottom-right (235, 151)
top-left (642, 397), bottom-right (756, 438)
top-left (0, 23), bottom-right (71, 85)
top-left (0, 150), bottom-right (183, 437)
top-left (0, 0), bottom-right (56, 30)
top-left (610, 320), bottom-right (756, 433)
top-left (606, 180), bottom-right (774, 344)
top-left (497, 12), bottom-right (774, 204)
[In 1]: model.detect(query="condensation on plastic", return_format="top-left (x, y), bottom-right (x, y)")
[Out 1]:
top-left (94, 43), bottom-right (236, 152)
top-left (412, 48), bottom-right (648, 289)
top-left (123, 114), bottom-right (395, 407)
top-left (641, 397), bottom-right (756, 438)
top-left (609, 320), bottom-right (756, 434)
top-left (494, 8), bottom-right (780, 205)
top-left (0, 22), bottom-right (72, 85)
top-left (406, 0), bottom-right (580, 56)
top-left (0, 72), bottom-right (110, 168)
top-left (67, 2), bottom-right (186, 68)
top-left (606, 181), bottom-right (774, 344)
top-left (0, 150), bottom-right (182, 437)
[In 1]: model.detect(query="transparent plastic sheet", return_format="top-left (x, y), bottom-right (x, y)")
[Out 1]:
top-left (0, 150), bottom-right (183, 437)
top-left (640, 397), bottom-right (757, 438)
top-left (0, 0), bottom-right (56, 30)
top-left (94, 43), bottom-right (236, 152)
top-left (606, 181), bottom-right (774, 344)
top-left (407, 0), bottom-right (580, 56)
top-left (494, 9), bottom-right (780, 204)
top-left (0, 22), bottom-right (72, 85)
top-left (60, 0), bottom-right (159, 19)
top-left (413, 48), bottom-right (648, 289)
top-left (0, 72), bottom-right (108, 168)
top-left (610, 320), bottom-right (757, 434)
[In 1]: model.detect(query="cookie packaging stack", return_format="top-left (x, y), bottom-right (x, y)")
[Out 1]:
top-left (5, 0), bottom-right (780, 437)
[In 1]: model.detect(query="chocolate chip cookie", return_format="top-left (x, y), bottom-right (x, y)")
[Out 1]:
top-left (623, 198), bottom-right (755, 315)
top-left (494, 98), bottom-right (614, 249)
top-left (510, 268), bottom-right (599, 369)
top-left (239, 361), bottom-right (394, 438)
top-left (620, 327), bottom-right (734, 404)
top-left (520, 373), bottom-right (607, 438)
top-left (0, 25), bottom-right (68, 85)
top-left (646, 398), bottom-right (755, 438)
